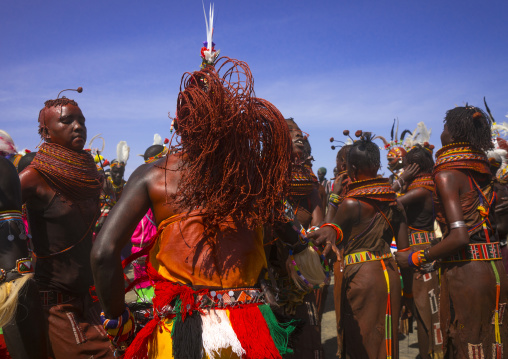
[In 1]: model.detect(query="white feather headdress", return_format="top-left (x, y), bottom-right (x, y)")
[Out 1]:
top-left (116, 141), bottom-right (130, 165)
top-left (0, 130), bottom-right (17, 156)
top-left (404, 122), bottom-right (432, 148)
top-left (153, 134), bottom-right (163, 146)
top-left (200, 2), bottom-right (220, 66)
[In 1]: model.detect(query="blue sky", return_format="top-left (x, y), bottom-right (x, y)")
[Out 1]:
top-left (1, 0), bottom-right (507, 178)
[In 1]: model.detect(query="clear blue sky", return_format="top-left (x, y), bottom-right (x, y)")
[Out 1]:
top-left (2, 0), bottom-right (507, 178)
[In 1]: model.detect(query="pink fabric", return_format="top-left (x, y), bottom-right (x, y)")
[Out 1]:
top-left (131, 209), bottom-right (157, 289)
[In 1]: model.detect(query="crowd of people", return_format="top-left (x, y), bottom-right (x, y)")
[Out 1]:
top-left (1, 10), bottom-right (508, 359)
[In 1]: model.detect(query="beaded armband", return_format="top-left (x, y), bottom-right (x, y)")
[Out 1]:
top-left (0, 258), bottom-right (34, 283)
top-left (329, 193), bottom-right (341, 205)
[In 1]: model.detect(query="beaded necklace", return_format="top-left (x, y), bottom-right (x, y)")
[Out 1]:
top-left (344, 177), bottom-right (396, 202)
top-left (433, 142), bottom-right (490, 177)
top-left (407, 173), bottom-right (435, 192)
top-left (289, 163), bottom-right (317, 197)
top-left (31, 143), bottom-right (103, 202)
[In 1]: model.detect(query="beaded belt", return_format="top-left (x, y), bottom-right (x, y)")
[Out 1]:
top-left (196, 288), bottom-right (264, 309)
top-left (154, 288), bottom-right (265, 319)
top-left (39, 290), bottom-right (76, 306)
top-left (344, 251), bottom-right (392, 266)
top-left (443, 242), bottom-right (501, 263)
top-left (409, 231), bottom-right (436, 246)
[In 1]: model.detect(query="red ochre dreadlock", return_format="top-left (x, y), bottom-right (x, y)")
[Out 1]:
top-left (173, 57), bottom-right (292, 230)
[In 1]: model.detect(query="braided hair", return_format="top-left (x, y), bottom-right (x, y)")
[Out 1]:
top-left (173, 57), bottom-right (292, 231)
top-left (444, 106), bottom-right (493, 151)
top-left (405, 144), bottom-right (434, 174)
top-left (348, 132), bottom-right (380, 172)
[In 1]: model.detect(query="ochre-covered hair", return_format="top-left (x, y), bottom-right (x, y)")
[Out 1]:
top-left (37, 98), bottom-right (80, 139)
top-left (174, 57), bottom-right (292, 230)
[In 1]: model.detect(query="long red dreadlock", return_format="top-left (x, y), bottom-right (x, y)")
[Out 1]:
top-left (172, 57), bottom-right (292, 230)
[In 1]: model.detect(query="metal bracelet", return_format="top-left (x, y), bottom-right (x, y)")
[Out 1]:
top-left (449, 220), bottom-right (466, 229)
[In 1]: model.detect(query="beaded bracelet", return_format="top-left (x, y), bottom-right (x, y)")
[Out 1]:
top-left (408, 250), bottom-right (428, 268)
top-left (320, 223), bottom-right (344, 244)
top-left (329, 193), bottom-right (341, 205)
top-left (100, 306), bottom-right (135, 347)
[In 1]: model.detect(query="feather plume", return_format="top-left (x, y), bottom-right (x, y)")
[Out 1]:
top-left (405, 122), bottom-right (432, 148)
top-left (116, 141), bottom-right (130, 165)
top-left (492, 122), bottom-right (508, 138)
top-left (390, 119), bottom-right (395, 141)
top-left (0, 130), bottom-right (17, 155)
top-left (400, 129), bottom-right (412, 141)
top-left (395, 118), bottom-right (399, 142)
top-left (484, 97), bottom-right (495, 123)
top-left (202, 2), bottom-right (220, 63)
top-left (153, 134), bottom-right (163, 146)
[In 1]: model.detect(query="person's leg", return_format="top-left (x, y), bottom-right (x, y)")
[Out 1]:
top-left (3, 279), bottom-right (48, 359)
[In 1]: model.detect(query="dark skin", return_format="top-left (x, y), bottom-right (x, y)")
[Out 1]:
top-left (110, 165), bottom-right (125, 188)
top-left (286, 120), bottom-right (323, 227)
top-left (395, 124), bottom-right (472, 267)
top-left (307, 152), bottom-right (409, 357)
top-left (92, 155), bottom-right (182, 318)
top-left (0, 157), bottom-right (48, 358)
top-left (19, 104), bottom-right (98, 292)
top-left (308, 159), bottom-right (409, 257)
top-left (396, 165), bottom-right (435, 359)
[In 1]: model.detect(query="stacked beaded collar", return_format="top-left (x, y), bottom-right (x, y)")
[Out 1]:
top-left (344, 177), bottom-right (396, 202)
top-left (30, 142), bottom-right (103, 202)
top-left (407, 173), bottom-right (435, 192)
top-left (289, 163), bottom-right (317, 197)
top-left (433, 142), bottom-right (490, 178)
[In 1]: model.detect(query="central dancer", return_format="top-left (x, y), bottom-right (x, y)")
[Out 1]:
top-left (92, 20), bottom-right (306, 357)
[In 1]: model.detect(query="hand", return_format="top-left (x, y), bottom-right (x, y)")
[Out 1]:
top-left (332, 173), bottom-right (347, 195)
top-left (394, 249), bottom-right (411, 269)
top-left (400, 163), bottom-right (420, 184)
top-left (307, 226), bottom-right (337, 256)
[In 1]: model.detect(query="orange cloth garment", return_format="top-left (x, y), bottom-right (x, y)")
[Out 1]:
top-left (148, 210), bottom-right (266, 288)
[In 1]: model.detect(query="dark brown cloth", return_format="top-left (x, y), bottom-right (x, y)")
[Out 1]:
top-left (440, 260), bottom-right (508, 358)
top-left (42, 293), bottom-right (114, 359)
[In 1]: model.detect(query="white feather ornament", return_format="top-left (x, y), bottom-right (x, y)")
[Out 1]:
top-left (153, 134), bottom-right (163, 146)
top-left (0, 130), bottom-right (17, 155)
top-left (116, 141), bottom-right (130, 165)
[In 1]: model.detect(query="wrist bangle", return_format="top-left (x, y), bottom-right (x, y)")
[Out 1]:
top-left (408, 251), bottom-right (423, 268)
top-left (329, 202), bottom-right (338, 209)
top-left (397, 247), bottom-right (411, 252)
top-left (449, 220), bottom-right (466, 229)
top-left (321, 223), bottom-right (344, 244)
